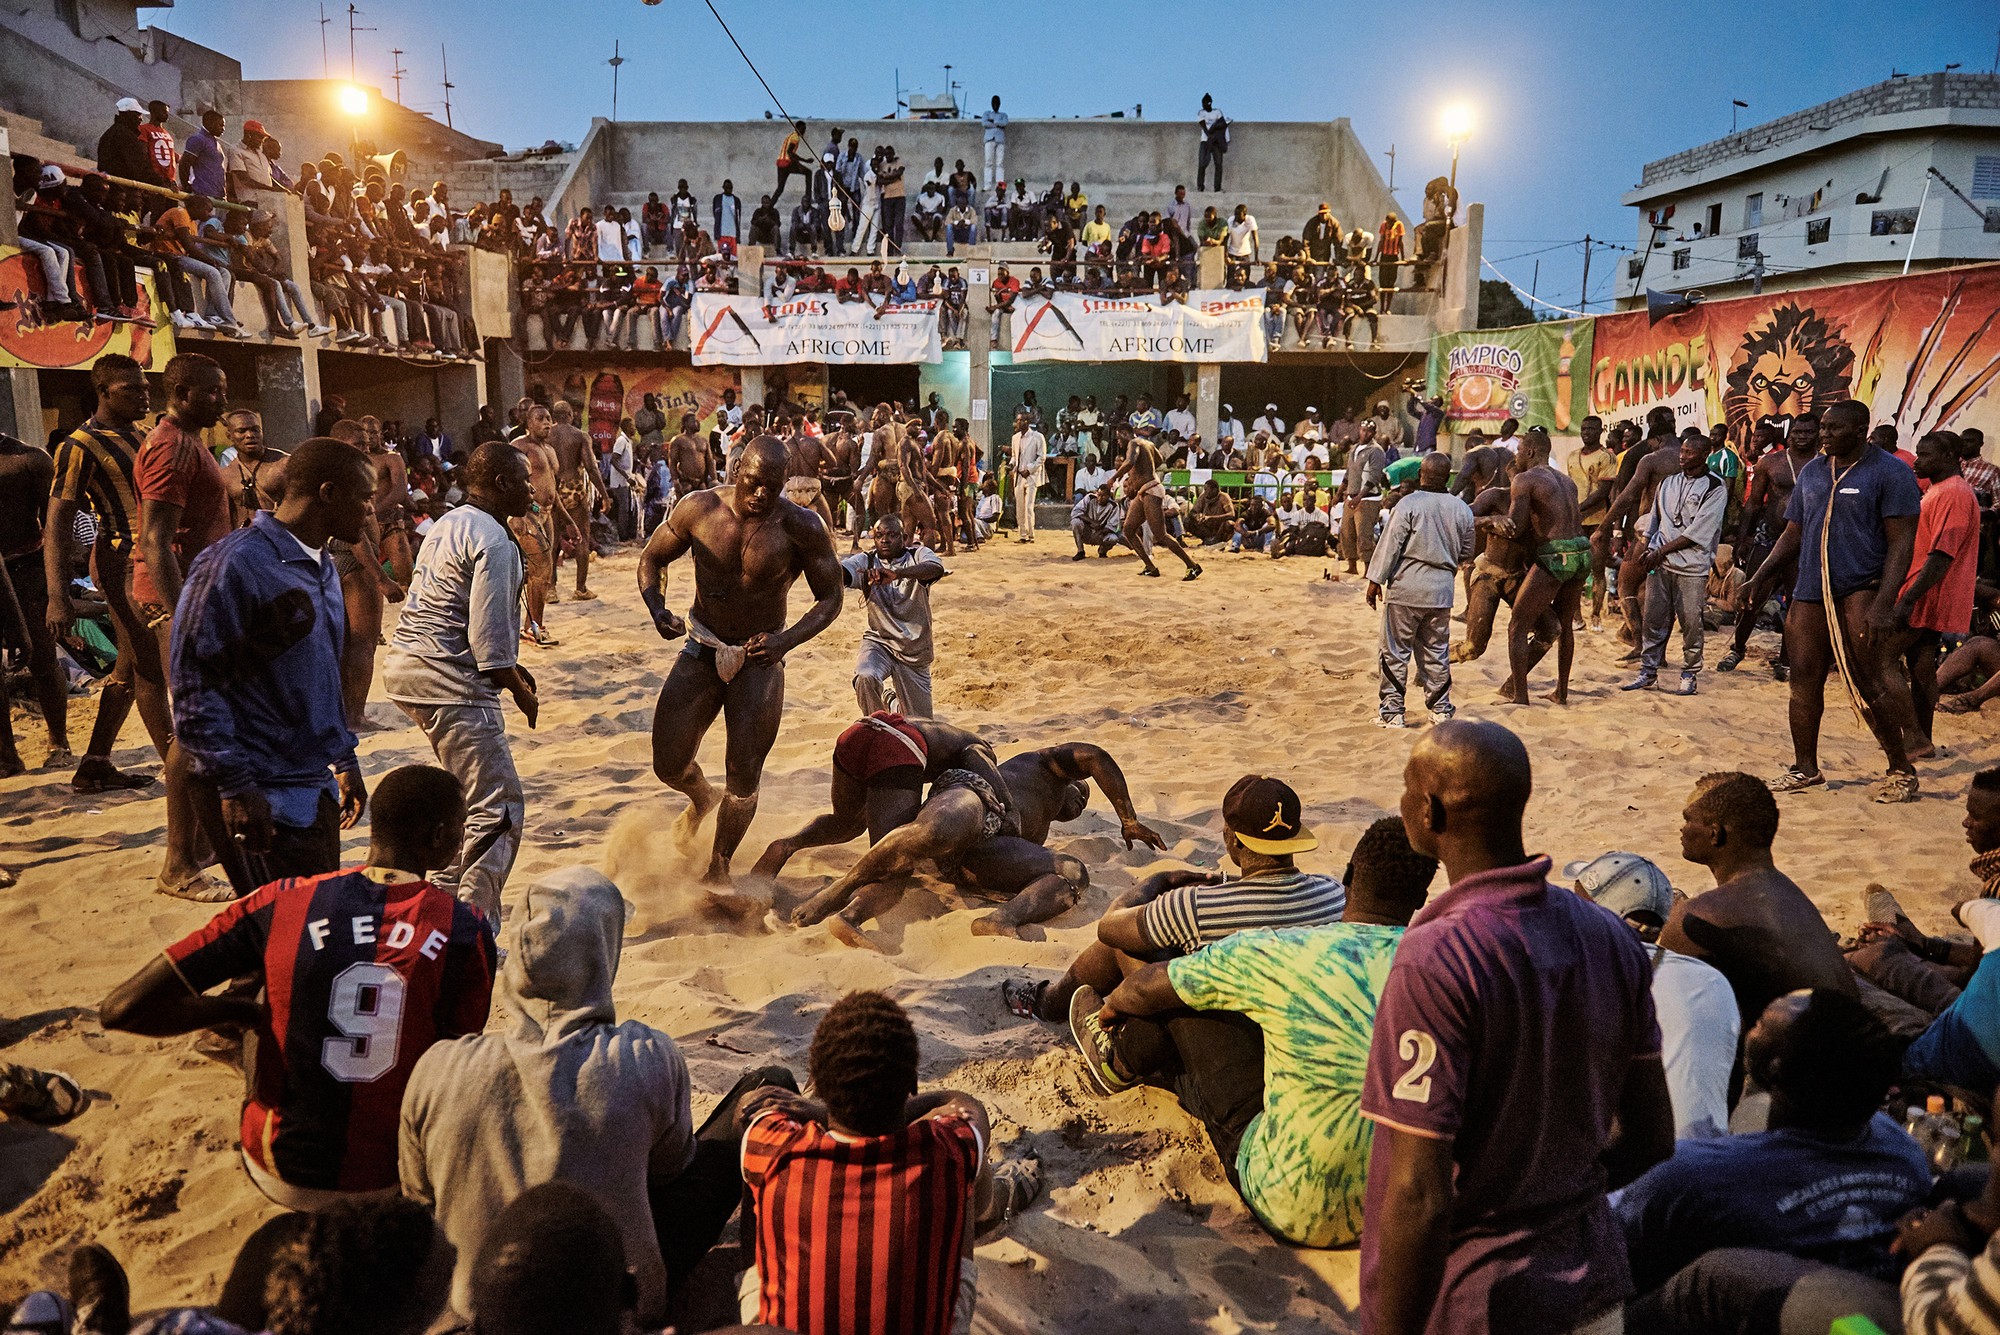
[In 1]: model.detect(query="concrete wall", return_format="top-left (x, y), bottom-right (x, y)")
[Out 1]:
top-left (0, 0), bottom-right (223, 152)
top-left (432, 153), bottom-right (574, 213)
top-left (186, 79), bottom-right (501, 180)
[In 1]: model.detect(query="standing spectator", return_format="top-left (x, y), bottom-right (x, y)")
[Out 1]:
top-left (227, 119), bottom-right (274, 197)
top-left (773, 119), bottom-right (814, 203)
top-left (1011, 410), bottom-right (1047, 544)
top-left (641, 191), bottom-right (669, 248)
top-left (606, 419), bottom-right (637, 539)
top-left (169, 437), bottom-right (374, 895)
top-left (179, 107), bottom-right (228, 200)
top-left (1744, 399), bottom-right (1922, 801)
top-left (1166, 183), bottom-right (1192, 237)
top-left (1958, 429), bottom-right (1999, 508)
top-left (1379, 213), bottom-right (1407, 292)
top-left (1340, 422), bottom-right (1388, 573)
top-left (1622, 431), bottom-right (1728, 697)
top-left (712, 178), bottom-right (742, 257)
top-left (98, 762), bottom-right (493, 1211)
top-left (401, 864), bottom-right (794, 1330)
top-left (878, 145), bottom-right (907, 248)
top-left (1225, 203), bottom-right (1259, 283)
top-left (141, 100), bottom-right (180, 185)
top-left (1197, 95), bottom-right (1229, 191)
top-left (96, 98), bottom-right (157, 187)
top-left (1882, 430), bottom-right (1980, 756)
top-left (1360, 721), bottom-right (1673, 1335)
top-left (383, 442), bottom-right (538, 925)
top-left (1367, 452), bottom-right (1475, 727)
top-left (981, 95), bottom-right (1009, 190)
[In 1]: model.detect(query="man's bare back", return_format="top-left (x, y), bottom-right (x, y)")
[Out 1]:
top-left (1500, 434), bottom-right (1588, 705)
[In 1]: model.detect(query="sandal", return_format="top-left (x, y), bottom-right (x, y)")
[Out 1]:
top-left (1873, 771), bottom-right (1920, 805)
top-left (157, 871), bottom-right (236, 904)
top-left (1002, 977), bottom-right (1051, 1020)
top-left (71, 762), bottom-right (155, 794)
top-left (1939, 694), bottom-right (1980, 715)
top-left (1768, 767), bottom-right (1826, 794)
top-left (0, 1061), bottom-right (87, 1124)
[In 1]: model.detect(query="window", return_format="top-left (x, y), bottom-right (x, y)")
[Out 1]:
top-left (1871, 207), bottom-right (1919, 236)
top-left (1704, 203), bottom-right (1723, 236)
top-left (1626, 255), bottom-right (1644, 279)
top-left (1672, 248), bottom-right (1691, 270)
top-left (1975, 155), bottom-right (2000, 199)
top-left (1744, 192), bottom-right (1763, 229)
top-left (1806, 218), bottom-right (1831, 245)
top-left (1737, 233), bottom-right (1760, 259)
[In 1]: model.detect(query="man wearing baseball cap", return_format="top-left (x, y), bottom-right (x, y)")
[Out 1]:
top-left (96, 98), bottom-right (157, 187)
top-left (1568, 851), bottom-right (1737, 1140)
top-left (228, 119), bottom-right (274, 197)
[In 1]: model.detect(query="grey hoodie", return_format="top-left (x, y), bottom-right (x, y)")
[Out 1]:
top-left (400, 867), bottom-right (693, 1325)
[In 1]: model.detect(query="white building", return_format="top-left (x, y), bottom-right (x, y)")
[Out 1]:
top-left (1616, 71), bottom-right (2000, 308)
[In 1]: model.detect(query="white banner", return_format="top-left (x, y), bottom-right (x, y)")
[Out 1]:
top-left (688, 294), bottom-right (941, 365)
top-left (1008, 290), bottom-right (1267, 363)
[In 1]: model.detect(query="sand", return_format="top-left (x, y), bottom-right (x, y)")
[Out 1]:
top-left (0, 536), bottom-right (1985, 1332)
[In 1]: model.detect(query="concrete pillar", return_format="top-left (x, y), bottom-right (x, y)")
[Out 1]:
top-left (741, 368), bottom-right (766, 409)
top-left (1437, 203), bottom-right (1483, 334)
top-left (257, 352), bottom-right (313, 449)
top-left (489, 341), bottom-right (526, 416)
top-left (1196, 364), bottom-right (1220, 453)
top-left (1197, 244), bottom-right (1224, 291)
top-left (0, 368), bottom-right (44, 445)
top-left (965, 248), bottom-right (992, 467)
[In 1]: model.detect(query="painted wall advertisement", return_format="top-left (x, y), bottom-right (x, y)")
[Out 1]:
top-left (0, 246), bottom-right (176, 371)
top-left (689, 293), bottom-right (941, 366)
top-left (541, 365), bottom-right (742, 454)
top-left (1427, 319), bottom-right (1592, 432)
top-left (1010, 290), bottom-right (1268, 363)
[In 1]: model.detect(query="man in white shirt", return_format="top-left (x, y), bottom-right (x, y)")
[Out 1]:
top-left (1010, 410), bottom-right (1047, 543)
top-left (595, 209), bottom-right (626, 264)
top-left (382, 442), bottom-right (541, 923)
top-left (1622, 432), bottom-right (1729, 697)
top-left (1075, 453), bottom-right (1112, 495)
top-left (841, 515), bottom-right (945, 718)
top-left (1217, 404), bottom-right (1245, 451)
top-left (1165, 184), bottom-right (1192, 236)
top-left (1569, 852), bottom-right (1737, 1140)
top-left (1295, 407), bottom-right (1327, 453)
top-left (621, 208), bottom-right (643, 262)
top-left (1253, 403), bottom-right (1286, 439)
top-left (1197, 95), bottom-right (1229, 192)
top-left (981, 96), bottom-right (1009, 191)
top-left (1163, 395), bottom-right (1198, 449)
top-left (1225, 204), bottom-right (1259, 281)
top-left (605, 428), bottom-right (637, 540)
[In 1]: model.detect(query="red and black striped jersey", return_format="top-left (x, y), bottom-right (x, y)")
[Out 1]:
top-left (742, 1109), bottom-right (981, 1335)
top-left (164, 866), bottom-right (495, 1193)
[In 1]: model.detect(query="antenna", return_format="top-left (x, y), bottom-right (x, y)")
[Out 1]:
top-left (318, 2), bottom-right (330, 78)
top-left (1383, 143), bottom-right (1396, 193)
top-left (440, 44), bottom-right (454, 129)
top-left (389, 47), bottom-right (406, 104)
top-left (346, 4), bottom-right (374, 82)
top-left (1730, 98), bottom-right (1748, 133)
top-left (608, 40), bottom-right (625, 122)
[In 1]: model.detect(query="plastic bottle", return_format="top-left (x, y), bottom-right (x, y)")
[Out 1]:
top-left (1907, 1098), bottom-right (1941, 1160)
top-left (1932, 1111), bottom-right (1964, 1173)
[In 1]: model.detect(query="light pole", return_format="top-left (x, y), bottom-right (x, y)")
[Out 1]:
top-left (1440, 104), bottom-right (1473, 195)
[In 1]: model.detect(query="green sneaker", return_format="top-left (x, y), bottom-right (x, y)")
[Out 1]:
top-left (1068, 986), bottom-right (1134, 1097)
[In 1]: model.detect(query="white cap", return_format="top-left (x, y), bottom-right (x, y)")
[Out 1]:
top-left (115, 97), bottom-right (144, 114)
top-left (1265, 402), bottom-right (1277, 411)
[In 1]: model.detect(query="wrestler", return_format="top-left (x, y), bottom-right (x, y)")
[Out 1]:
top-left (1449, 429), bottom-right (1507, 503)
top-left (1109, 426), bottom-right (1202, 581)
top-left (223, 409), bottom-right (286, 527)
top-left (360, 416), bottom-right (415, 585)
top-left (783, 428), bottom-right (840, 534)
top-left (821, 413), bottom-right (861, 536)
top-left (926, 420), bottom-right (962, 555)
top-left (324, 418), bottom-right (402, 730)
top-left (1451, 456), bottom-right (1552, 664)
top-left (639, 435), bottom-right (844, 889)
top-left (858, 442), bottom-right (902, 553)
top-left (508, 405), bottom-right (562, 646)
top-left (1496, 426), bottom-right (1589, 705)
top-left (1719, 414), bottom-right (1816, 678)
top-left (790, 737), bottom-right (1168, 946)
top-left (548, 401), bottom-right (610, 601)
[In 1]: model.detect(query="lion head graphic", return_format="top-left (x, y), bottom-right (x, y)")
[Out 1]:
top-left (1723, 304), bottom-right (1855, 440)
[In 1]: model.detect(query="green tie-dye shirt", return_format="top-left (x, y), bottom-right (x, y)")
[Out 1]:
top-left (1167, 922), bottom-right (1403, 1248)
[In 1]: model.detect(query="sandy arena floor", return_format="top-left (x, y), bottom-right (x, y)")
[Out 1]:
top-left (0, 536), bottom-right (1985, 1332)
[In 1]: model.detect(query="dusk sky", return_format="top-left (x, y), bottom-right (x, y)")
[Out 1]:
top-left (150, 0), bottom-right (1975, 310)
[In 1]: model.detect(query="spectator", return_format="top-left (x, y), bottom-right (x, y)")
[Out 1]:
top-left (1367, 451), bottom-right (1474, 726)
top-left (1616, 989), bottom-right (1922, 1331)
top-left (981, 95), bottom-right (1008, 190)
top-left (470, 1183), bottom-right (639, 1335)
top-left (713, 177), bottom-right (742, 256)
top-left (96, 97), bottom-right (157, 187)
top-left (878, 144), bottom-right (907, 247)
top-left (140, 99), bottom-right (179, 185)
top-left (401, 865), bottom-right (795, 1329)
top-left (1197, 94), bottom-right (1229, 191)
top-left (227, 119), bottom-right (274, 197)
top-left (150, 192), bottom-right (242, 332)
top-left (179, 107), bottom-right (229, 200)
top-left (1360, 722), bottom-right (1673, 1335)
top-left (247, 209), bottom-right (332, 336)
top-left (99, 763), bottom-right (494, 1209)
top-left (748, 193), bottom-right (781, 248)
top-left (773, 119), bottom-right (814, 202)
top-left (14, 163), bottom-right (84, 321)
top-left (1568, 852), bottom-right (1738, 1139)
top-left (1621, 431), bottom-right (1729, 697)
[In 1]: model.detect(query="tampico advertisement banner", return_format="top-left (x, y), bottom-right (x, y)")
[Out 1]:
top-left (1008, 290), bottom-right (1267, 363)
top-left (0, 246), bottom-right (175, 371)
top-left (1588, 264), bottom-right (2000, 450)
top-left (689, 293), bottom-right (941, 365)
top-left (1427, 319), bottom-right (1592, 433)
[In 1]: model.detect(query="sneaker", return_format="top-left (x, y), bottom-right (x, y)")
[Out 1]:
top-left (207, 320), bottom-right (244, 337)
top-left (336, 329), bottom-right (368, 345)
top-left (1716, 649), bottom-right (1743, 672)
top-left (1071, 552), bottom-right (1085, 562)
top-left (168, 310), bottom-right (198, 329)
top-left (1068, 986), bottom-right (1134, 1097)
top-left (272, 323), bottom-right (301, 339)
top-left (1674, 673), bottom-right (1698, 696)
top-left (68, 1242), bottom-right (129, 1335)
top-left (1375, 714), bottom-right (1407, 728)
top-left (304, 323), bottom-right (334, 337)
top-left (1768, 766), bottom-right (1826, 794)
top-left (1873, 771), bottom-right (1920, 804)
top-left (1619, 674), bottom-right (1656, 692)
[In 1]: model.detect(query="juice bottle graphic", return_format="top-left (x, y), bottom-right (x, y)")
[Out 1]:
top-left (588, 371), bottom-right (625, 457)
top-left (1554, 330), bottom-right (1575, 432)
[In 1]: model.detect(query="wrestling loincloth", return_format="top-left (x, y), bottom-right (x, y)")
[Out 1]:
top-left (833, 712), bottom-right (928, 788)
top-left (932, 768), bottom-right (1006, 838)
top-left (1469, 553), bottom-right (1526, 603)
top-left (1535, 536), bottom-right (1593, 583)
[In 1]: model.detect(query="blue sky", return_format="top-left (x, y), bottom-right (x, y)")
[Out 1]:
top-left (150, 0), bottom-right (1974, 310)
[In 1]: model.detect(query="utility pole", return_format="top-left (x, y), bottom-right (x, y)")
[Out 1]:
top-left (1530, 259), bottom-right (1540, 305)
top-left (1579, 235), bottom-right (1593, 312)
top-left (346, 5), bottom-right (373, 82)
top-left (440, 44), bottom-right (454, 129)
top-left (1383, 144), bottom-right (1397, 193)
top-left (318, 2), bottom-right (330, 78)
top-left (389, 47), bottom-right (405, 104)
top-left (608, 40), bottom-right (624, 122)
top-left (1752, 250), bottom-right (1766, 294)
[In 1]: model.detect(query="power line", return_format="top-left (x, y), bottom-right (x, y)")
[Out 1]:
top-left (698, 0), bottom-right (793, 125)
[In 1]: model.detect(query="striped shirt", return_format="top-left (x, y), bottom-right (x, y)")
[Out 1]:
top-left (742, 1109), bottom-right (982, 1335)
top-left (1140, 867), bottom-right (1347, 955)
top-left (1902, 1235), bottom-right (2000, 1334)
top-left (50, 419), bottom-right (143, 550)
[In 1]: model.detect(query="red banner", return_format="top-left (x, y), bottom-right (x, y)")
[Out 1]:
top-left (1587, 264), bottom-right (2000, 450)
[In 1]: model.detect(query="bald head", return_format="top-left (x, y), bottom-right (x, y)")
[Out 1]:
top-left (1399, 720), bottom-right (1532, 868)
top-left (1418, 451), bottom-right (1451, 491)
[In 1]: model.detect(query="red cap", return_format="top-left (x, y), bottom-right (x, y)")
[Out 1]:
top-left (243, 120), bottom-right (266, 136)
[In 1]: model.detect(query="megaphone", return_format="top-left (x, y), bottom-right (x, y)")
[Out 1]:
top-left (366, 150), bottom-right (408, 185)
top-left (1646, 287), bottom-right (1704, 326)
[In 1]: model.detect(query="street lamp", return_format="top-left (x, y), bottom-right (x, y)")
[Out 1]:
top-left (338, 84), bottom-right (370, 117)
top-left (1440, 104), bottom-right (1474, 193)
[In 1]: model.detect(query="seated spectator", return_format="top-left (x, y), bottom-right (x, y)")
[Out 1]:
top-left (15, 162), bottom-right (86, 322)
top-left (399, 865), bottom-right (795, 1330)
top-left (1070, 483), bottom-right (1122, 559)
top-left (1616, 988), bottom-right (1925, 1332)
top-left (1187, 479), bottom-right (1236, 545)
top-left (99, 765), bottom-right (496, 1210)
top-left (1075, 452), bottom-right (1113, 496)
top-left (1900, 1121), bottom-right (2000, 1332)
top-left (1660, 772), bottom-right (1857, 1033)
top-left (913, 181), bottom-right (946, 241)
top-left (738, 991), bottom-right (1036, 1335)
top-left (1086, 818), bottom-right (1434, 1248)
top-left (748, 194), bottom-right (781, 248)
top-left (470, 1182), bottom-right (639, 1335)
top-left (1232, 495), bottom-right (1275, 552)
top-left (1568, 852), bottom-right (1737, 1139)
top-left (973, 475), bottom-right (1002, 541)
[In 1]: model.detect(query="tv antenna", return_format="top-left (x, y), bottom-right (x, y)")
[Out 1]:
top-left (389, 47), bottom-right (406, 104)
top-left (440, 44), bottom-right (455, 128)
top-left (609, 40), bottom-right (625, 122)
top-left (346, 5), bottom-right (374, 82)
top-left (1383, 143), bottom-right (1397, 193)
top-left (318, 3), bottom-right (331, 78)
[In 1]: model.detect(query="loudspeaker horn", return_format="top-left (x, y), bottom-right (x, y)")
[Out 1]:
top-left (1646, 287), bottom-right (1704, 326)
